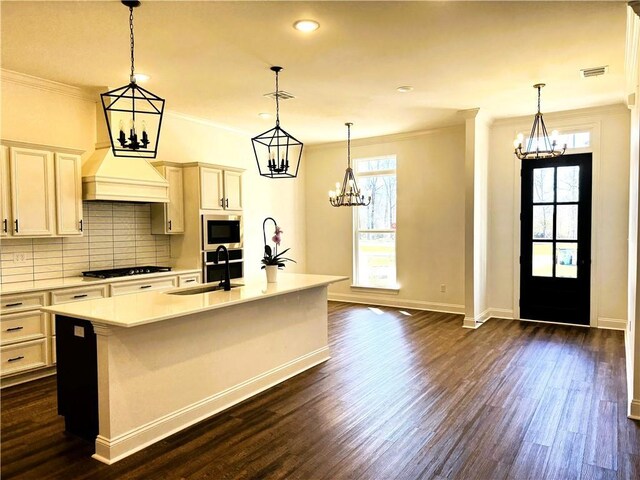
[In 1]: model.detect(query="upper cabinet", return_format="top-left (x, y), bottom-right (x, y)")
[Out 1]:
top-left (200, 165), bottom-right (243, 212)
top-left (1, 143), bottom-right (84, 238)
top-left (0, 147), bottom-right (10, 237)
top-left (10, 147), bottom-right (56, 237)
top-left (151, 163), bottom-right (185, 235)
top-left (54, 153), bottom-right (83, 236)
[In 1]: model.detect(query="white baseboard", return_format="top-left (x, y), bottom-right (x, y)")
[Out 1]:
top-left (462, 308), bottom-right (491, 329)
top-left (328, 293), bottom-right (464, 315)
top-left (488, 308), bottom-right (514, 320)
top-left (597, 317), bottom-right (627, 330)
top-left (629, 399), bottom-right (640, 420)
top-left (92, 346), bottom-right (331, 465)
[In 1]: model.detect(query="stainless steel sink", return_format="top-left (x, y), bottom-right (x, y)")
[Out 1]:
top-left (167, 283), bottom-right (244, 295)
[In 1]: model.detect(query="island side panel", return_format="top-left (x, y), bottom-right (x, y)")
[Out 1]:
top-left (55, 315), bottom-right (99, 442)
top-left (93, 285), bottom-right (330, 464)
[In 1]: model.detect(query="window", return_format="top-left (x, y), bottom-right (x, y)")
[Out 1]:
top-left (524, 131), bottom-right (591, 151)
top-left (353, 155), bottom-right (397, 288)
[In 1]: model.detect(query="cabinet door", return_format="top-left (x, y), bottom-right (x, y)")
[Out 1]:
top-left (0, 146), bottom-right (10, 237)
top-left (166, 166), bottom-right (185, 233)
top-left (10, 148), bottom-right (55, 236)
top-left (54, 153), bottom-right (83, 236)
top-left (200, 167), bottom-right (224, 210)
top-left (224, 170), bottom-right (243, 211)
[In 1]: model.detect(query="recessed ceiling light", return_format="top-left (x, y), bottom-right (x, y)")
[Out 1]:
top-left (134, 73), bottom-right (150, 82)
top-left (397, 86), bottom-right (413, 93)
top-left (293, 19), bottom-right (320, 32)
top-left (258, 112), bottom-right (272, 119)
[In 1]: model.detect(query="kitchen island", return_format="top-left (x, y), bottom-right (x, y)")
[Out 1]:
top-left (42, 273), bottom-right (347, 464)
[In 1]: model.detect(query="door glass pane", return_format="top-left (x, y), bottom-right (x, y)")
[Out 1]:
top-left (532, 242), bottom-right (553, 277)
top-left (357, 232), bottom-right (396, 287)
top-left (556, 243), bottom-right (578, 278)
top-left (533, 205), bottom-right (554, 239)
top-left (533, 168), bottom-right (554, 203)
top-left (557, 205), bottom-right (578, 240)
top-left (557, 166), bottom-right (579, 202)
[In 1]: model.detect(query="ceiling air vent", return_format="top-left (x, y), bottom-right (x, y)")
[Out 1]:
top-left (263, 90), bottom-right (296, 100)
top-left (580, 66), bottom-right (608, 78)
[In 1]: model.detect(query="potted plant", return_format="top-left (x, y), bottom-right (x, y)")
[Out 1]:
top-left (262, 217), bottom-right (295, 283)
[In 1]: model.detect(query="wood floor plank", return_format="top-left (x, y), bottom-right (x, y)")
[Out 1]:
top-left (1, 302), bottom-right (635, 480)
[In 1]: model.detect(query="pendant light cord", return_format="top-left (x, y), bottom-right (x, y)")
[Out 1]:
top-left (129, 6), bottom-right (136, 82)
top-left (347, 123), bottom-right (352, 169)
top-left (275, 69), bottom-right (280, 126)
top-left (537, 85), bottom-right (541, 115)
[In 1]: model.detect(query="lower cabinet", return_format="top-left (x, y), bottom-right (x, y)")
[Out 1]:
top-left (1, 271), bottom-right (197, 386)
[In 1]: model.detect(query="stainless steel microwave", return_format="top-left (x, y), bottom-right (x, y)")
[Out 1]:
top-left (202, 214), bottom-right (243, 251)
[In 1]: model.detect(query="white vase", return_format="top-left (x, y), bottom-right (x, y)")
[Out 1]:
top-left (265, 265), bottom-right (278, 283)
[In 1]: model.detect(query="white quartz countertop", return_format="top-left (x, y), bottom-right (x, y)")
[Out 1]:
top-left (0, 269), bottom-right (200, 295)
top-left (42, 273), bottom-right (348, 328)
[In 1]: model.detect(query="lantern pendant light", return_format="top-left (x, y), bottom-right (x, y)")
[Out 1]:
top-left (252, 66), bottom-right (303, 179)
top-left (514, 83), bottom-right (566, 160)
top-left (101, 0), bottom-right (165, 159)
top-left (329, 123), bottom-right (371, 207)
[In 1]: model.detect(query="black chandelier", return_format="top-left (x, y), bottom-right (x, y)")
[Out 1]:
top-left (329, 123), bottom-right (371, 207)
top-left (252, 66), bottom-right (303, 179)
top-left (101, 0), bottom-right (165, 159)
top-left (514, 83), bottom-right (566, 160)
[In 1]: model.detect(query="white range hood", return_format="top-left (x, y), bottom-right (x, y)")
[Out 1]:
top-left (82, 103), bottom-right (168, 203)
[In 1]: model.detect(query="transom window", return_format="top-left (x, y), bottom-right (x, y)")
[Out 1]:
top-left (353, 155), bottom-right (397, 288)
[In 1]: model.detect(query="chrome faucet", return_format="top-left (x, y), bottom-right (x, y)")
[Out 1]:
top-left (213, 245), bottom-right (231, 291)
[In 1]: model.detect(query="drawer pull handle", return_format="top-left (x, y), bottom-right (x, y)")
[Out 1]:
top-left (72, 294), bottom-right (88, 299)
top-left (6, 326), bottom-right (24, 332)
top-left (5, 302), bottom-right (23, 308)
top-left (140, 285), bottom-right (152, 289)
top-left (186, 279), bottom-right (196, 283)
top-left (8, 356), bottom-right (24, 363)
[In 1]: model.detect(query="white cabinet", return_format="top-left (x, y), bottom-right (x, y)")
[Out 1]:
top-left (9, 147), bottom-right (56, 236)
top-left (178, 272), bottom-right (201, 286)
top-left (200, 166), bottom-right (243, 211)
top-left (0, 147), bottom-right (10, 237)
top-left (54, 153), bottom-right (83, 236)
top-left (1, 143), bottom-right (84, 238)
top-left (151, 164), bottom-right (184, 234)
top-left (110, 276), bottom-right (178, 296)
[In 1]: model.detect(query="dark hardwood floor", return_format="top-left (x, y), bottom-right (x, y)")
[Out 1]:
top-left (2, 302), bottom-right (639, 479)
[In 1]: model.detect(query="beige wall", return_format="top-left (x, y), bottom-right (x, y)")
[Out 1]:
top-left (0, 72), bottom-right (306, 279)
top-left (488, 104), bottom-right (631, 326)
top-left (305, 126), bottom-right (466, 313)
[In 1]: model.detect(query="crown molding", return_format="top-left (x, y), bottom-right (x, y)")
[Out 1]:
top-left (306, 123), bottom-right (465, 151)
top-left (492, 103), bottom-right (629, 127)
top-left (1, 69), bottom-right (98, 102)
top-left (164, 110), bottom-right (250, 136)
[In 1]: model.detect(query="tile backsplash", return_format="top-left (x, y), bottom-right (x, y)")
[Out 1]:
top-left (0, 202), bottom-right (170, 284)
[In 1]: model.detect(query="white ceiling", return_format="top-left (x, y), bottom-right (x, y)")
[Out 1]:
top-left (1, 1), bottom-right (628, 144)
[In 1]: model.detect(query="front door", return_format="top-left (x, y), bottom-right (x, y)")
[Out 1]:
top-left (520, 153), bottom-right (592, 325)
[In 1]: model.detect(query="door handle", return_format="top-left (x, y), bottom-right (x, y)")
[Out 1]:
top-left (168, 220), bottom-right (172, 231)
top-left (225, 198), bottom-right (229, 208)
top-left (14, 219), bottom-right (18, 233)
top-left (2, 219), bottom-right (7, 233)
top-left (220, 198), bottom-right (224, 207)
top-left (79, 219), bottom-right (83, 232)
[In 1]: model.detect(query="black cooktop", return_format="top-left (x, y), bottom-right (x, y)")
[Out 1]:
top-left (82, 266), bottom-right (172, 279)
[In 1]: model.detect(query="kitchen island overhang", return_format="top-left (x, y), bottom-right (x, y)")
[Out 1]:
top-left (43, 273), bottom-right (348, 464)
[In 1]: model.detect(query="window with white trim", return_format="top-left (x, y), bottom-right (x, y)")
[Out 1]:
top-left (353, 155), bottom-right (397, 288)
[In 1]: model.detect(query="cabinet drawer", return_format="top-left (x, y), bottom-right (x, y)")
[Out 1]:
top-left (51, 285), bottom-right (108, 305)
top-left (0, 310), bottom-right (47, 346)
top-left (110, 276), bottom-right (177, 296)
top-left (178, 273), bottom-right (201, 287)
top-left (1, 291), bottom-right (47, 314)
top-left (1, 339), bottom-right (48, 376)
